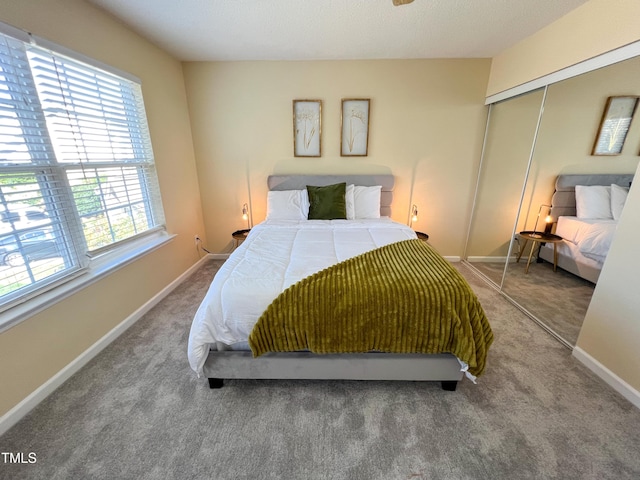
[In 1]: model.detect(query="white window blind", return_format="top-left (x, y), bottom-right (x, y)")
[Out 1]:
top-left (0, 27), bottom-right (165, 310)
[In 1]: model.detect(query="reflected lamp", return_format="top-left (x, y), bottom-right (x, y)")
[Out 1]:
top-left (532, 204), bottom-right (552, 238)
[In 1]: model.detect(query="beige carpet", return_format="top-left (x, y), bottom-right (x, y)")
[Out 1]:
top-left (470, 260), bottom-right (594, 345)
top-left (1, 259), bottom-right (638, 480)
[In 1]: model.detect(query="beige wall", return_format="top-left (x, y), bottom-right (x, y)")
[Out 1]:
top-left (487, 0), bottom-right (640, 97)
top-left (183, 59), bottom-right (491, 256)
top-left (0, 0), bottom-right (204, 416)
top-left (487, 0), bottom-right (640, 394)
top-left (577, 159), bottom-right (640, 388)
top-left (466, 89), bottom-right (545, 259)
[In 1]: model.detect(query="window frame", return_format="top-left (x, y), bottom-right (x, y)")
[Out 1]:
top-left (0, 21), bottom-right (169, 327)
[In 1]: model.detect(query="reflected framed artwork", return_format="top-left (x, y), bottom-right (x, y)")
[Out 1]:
top-left (592, 96), bottom-right (639, 155)
top-left (293, 99), bottom-right (322, 157)
top-left (341, 98), bottom-right (370, 156)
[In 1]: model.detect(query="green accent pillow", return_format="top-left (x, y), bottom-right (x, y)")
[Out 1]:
top-left (307, 183), bottom-right (347, 220)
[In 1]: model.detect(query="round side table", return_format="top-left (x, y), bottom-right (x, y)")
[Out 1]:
top-left (516, 230), bottom-right (563, 273)
top-left (232, 229), bottom-right (250, 249)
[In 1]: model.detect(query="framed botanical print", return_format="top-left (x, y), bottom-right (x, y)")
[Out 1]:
top-left (592, 96), bottom-right (639, 155)
top-left (293, 99), bottom-right (322, 157)
top-left (341, 98), bottom-right (370, 156)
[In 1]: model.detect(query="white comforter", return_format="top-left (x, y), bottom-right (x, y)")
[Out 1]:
top-left (554, 216), bottom-right (617, 261)
top-left (188, 218), bottom-right (417, 375)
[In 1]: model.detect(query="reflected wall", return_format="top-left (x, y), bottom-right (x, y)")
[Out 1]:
top-left (465, 89), bottom-right (545, 285)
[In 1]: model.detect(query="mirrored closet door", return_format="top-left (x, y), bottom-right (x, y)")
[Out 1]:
top-left (465, 55), bottom-right (640, 348)
top-left (465, 88), bottom-right (545, 286)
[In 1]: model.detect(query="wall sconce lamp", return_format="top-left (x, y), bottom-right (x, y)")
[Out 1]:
top-left (242, 203), bottom-right (250, 230)
top-left (531, 204), bottom-right (552, 238)
top-left (409, 204), bottom-right (418, 228)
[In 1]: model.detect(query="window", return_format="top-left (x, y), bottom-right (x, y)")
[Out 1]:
top-left (0, 27), bottom-right (165, 311)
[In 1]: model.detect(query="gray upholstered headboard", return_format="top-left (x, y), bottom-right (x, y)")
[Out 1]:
top-left (267, 175), bottom-right (394, 217)
top-left (550, 173), bottom-right (634, 218)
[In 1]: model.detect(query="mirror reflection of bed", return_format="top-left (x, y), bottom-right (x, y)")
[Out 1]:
top-left (502, 174), bottom-right (632, 346)
top-left (463, 53), bottom-right (640, 348)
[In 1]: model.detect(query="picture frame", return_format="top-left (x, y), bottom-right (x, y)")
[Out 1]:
top-left (293, 99), bottom-right (322, 157)
top-left (341, 98), bottom-right (370, 156)
top-left (591, 95), bottom-right (639, 155)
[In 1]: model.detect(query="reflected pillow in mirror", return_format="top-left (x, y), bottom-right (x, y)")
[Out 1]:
top-left (575, 185), bottom-right (612, 219)
top-left (611, 184), bottom-right (629, 221)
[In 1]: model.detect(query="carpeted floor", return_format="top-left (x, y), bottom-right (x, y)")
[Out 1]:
top-left (470, 260), bottom-right (594, 345)
top-left (1, 259), bottom-right (639, 480)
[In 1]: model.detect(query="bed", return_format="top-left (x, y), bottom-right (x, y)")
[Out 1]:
top-left (188, 175), bottom-right (493, 391)
top-left (538, 173), bottom-right (633, 283)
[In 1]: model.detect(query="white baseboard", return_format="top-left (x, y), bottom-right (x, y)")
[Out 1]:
top-left (572, 346), bottom-right (640, 409)
top-left (466, 256), bottom-right (512, 263)
top-left (0, 255), bottom-right (211, 436)
top-left (443, 256), bottom-right (461, 262)
top-left (208, 253), bottom-right (230, 260)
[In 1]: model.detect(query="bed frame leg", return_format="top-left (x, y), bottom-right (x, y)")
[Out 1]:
top-left (208, 378), bottom-right (224, 389)
top-left (441, 381), bottom-right (458, 391)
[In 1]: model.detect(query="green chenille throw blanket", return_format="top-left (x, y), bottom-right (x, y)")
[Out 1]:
top-left (248, 239), bottom-right (493, 376)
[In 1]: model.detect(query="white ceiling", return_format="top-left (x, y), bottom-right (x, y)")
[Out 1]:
top-left (87, 0), bottom-right (589, 61)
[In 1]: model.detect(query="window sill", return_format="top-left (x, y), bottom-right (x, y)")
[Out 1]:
top-left (0, 231), bottom-right (175, 334)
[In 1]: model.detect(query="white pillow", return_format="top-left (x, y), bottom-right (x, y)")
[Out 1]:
top-left (575, 185), bottom-right (612, 219)
top-left (266, 190), bottom-right (309, 220)
top-left (345, 184), bottom-right (355, 219)
top-left (610, 183), bottom-right (629, 221)
top-left (353, 185), bottom-right (382, 219)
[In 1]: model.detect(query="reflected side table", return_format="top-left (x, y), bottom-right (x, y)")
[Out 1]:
top-left (516, 231), bottom-right (563, 274)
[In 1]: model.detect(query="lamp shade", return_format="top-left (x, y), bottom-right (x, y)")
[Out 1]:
top-left (532, 203), bottom-right (552, 236)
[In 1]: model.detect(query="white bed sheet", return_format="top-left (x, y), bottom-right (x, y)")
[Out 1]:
top-left (188, 218), bottom-right (417, 375)
top-left (540, 238), bottom-right (603, 270)
top-left (554, 216), bottom-right (617, 261)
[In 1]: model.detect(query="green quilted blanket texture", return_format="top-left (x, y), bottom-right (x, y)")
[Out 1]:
top-left (248, 239), bottom-right (493, 376)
